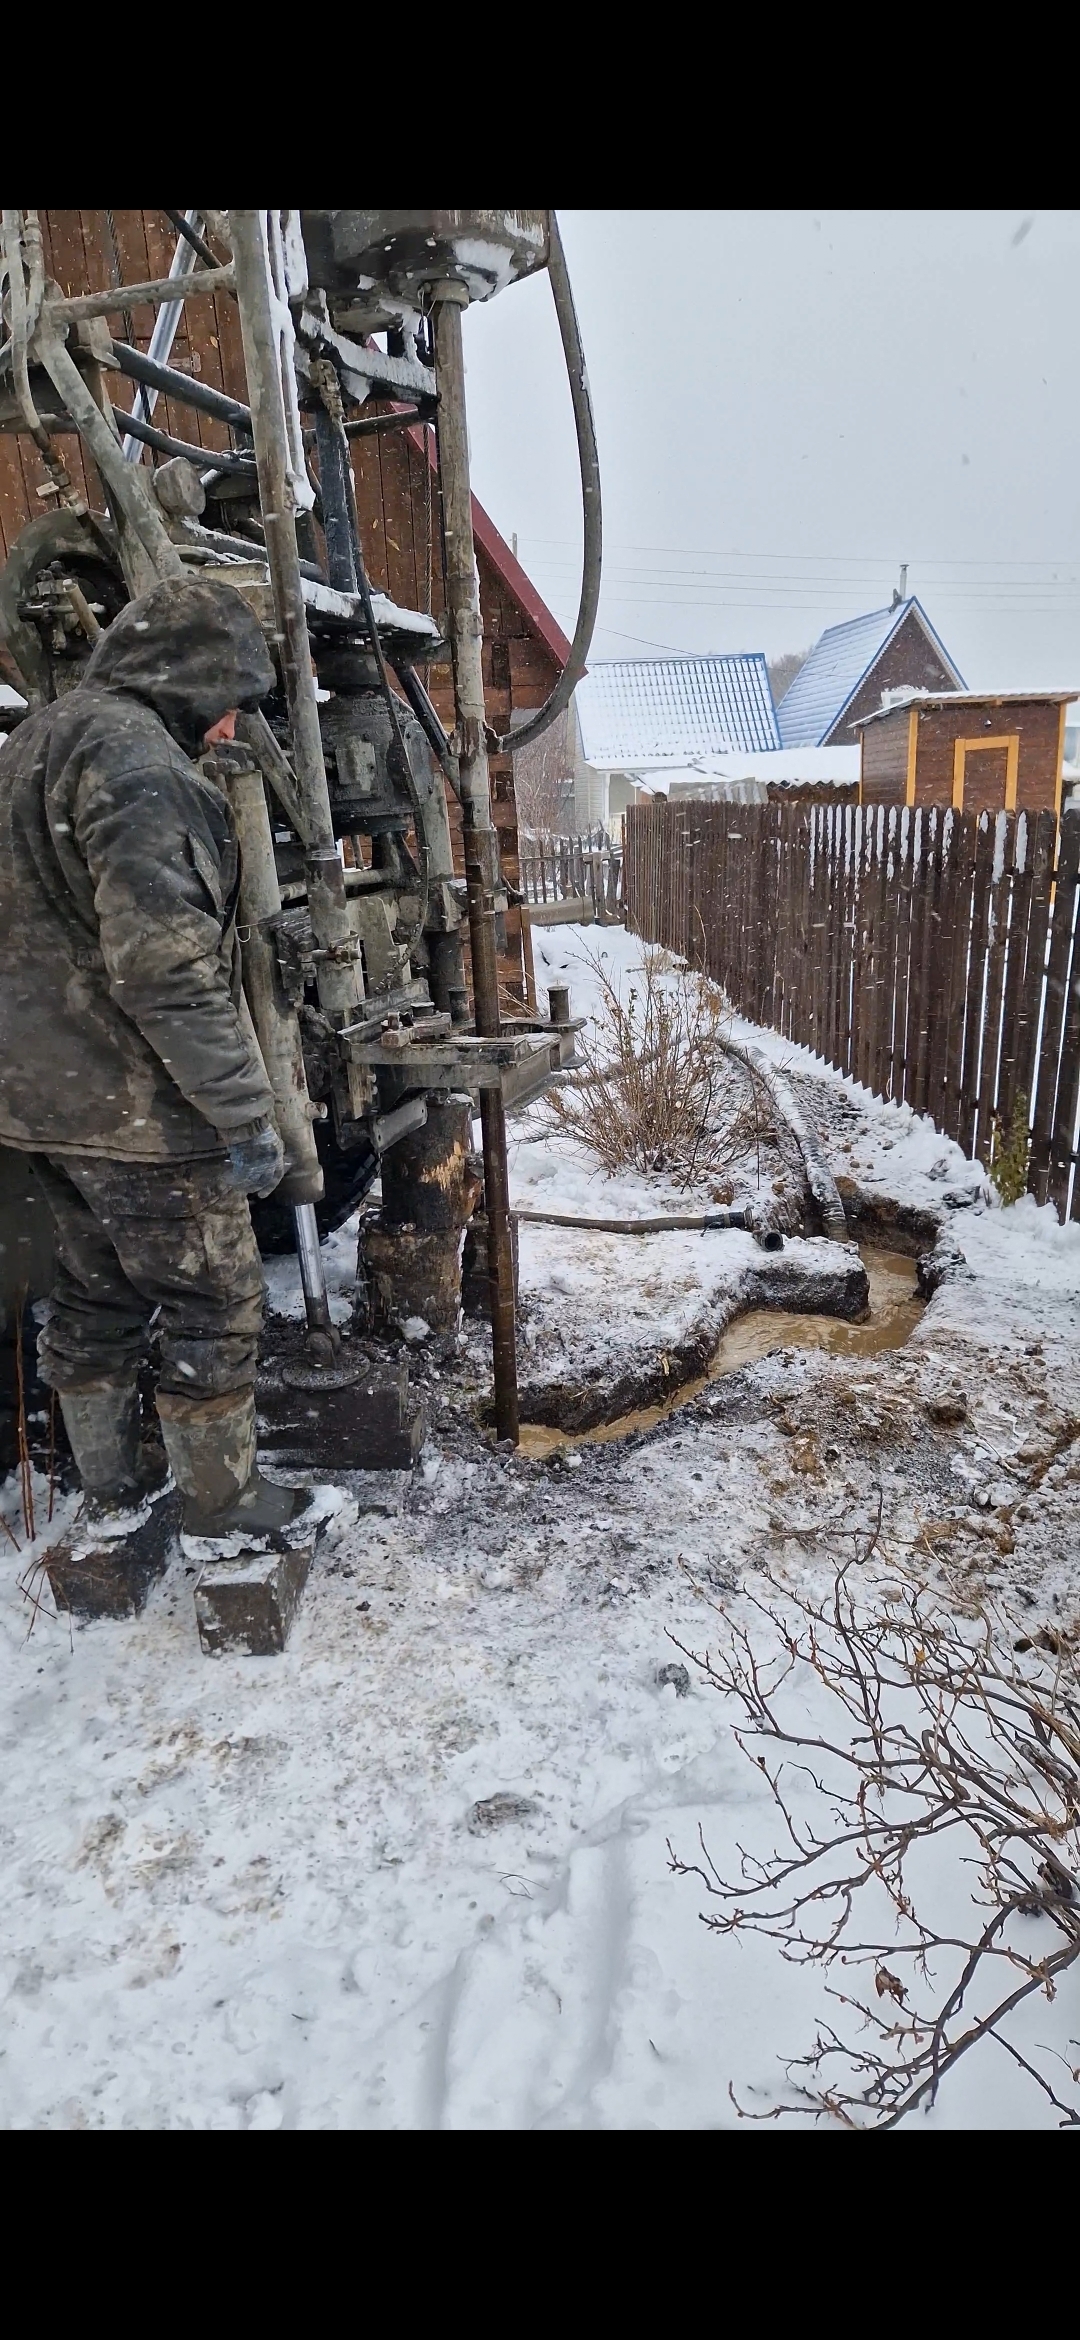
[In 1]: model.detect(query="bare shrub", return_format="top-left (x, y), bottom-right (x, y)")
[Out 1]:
top-left (547, 945), bottom-right (770, 1189)
top-left (513, 709), bottom-right (574, 838)
top-left (768, 648), bottom-right (810, 707)
top-left (669, 1543), bottom-right (1080, 2127)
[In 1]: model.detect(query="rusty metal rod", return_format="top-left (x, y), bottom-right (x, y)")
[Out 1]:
top-left (221, 755), bottom-right (324, 1206)
top-left (48, 265), bottom-right (235, 324)
top-left (343, 406), bottom-right (431, 437)
top-left (432, 285), bottom-right (519, 1443)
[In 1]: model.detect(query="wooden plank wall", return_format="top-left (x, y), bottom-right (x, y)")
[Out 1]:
top-left (0, 210), bottom-right (244, 553)
top-left (0, 211), bottom-right (562, 1006)
top-left (624, 799), bottom-right (1080, 1223)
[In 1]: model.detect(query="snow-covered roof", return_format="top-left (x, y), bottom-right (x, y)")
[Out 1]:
top-left (857, 687), bottom-right (1078, 728)
top-left (776, 599), bottom-right (964, 747)
top-left (576, 655), bottom-right (780, 768)
top-left (675, 747), bottom-right (860, 786)
top-left (631, 748), bottom-right (858, 796)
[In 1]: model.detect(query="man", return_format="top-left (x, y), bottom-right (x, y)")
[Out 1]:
top-left (0, 573), bottom-right (312, 1552)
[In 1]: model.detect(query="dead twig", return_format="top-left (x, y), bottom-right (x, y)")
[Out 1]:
top-left (547, 944), bottom-right (770, 1191)
top-left (668, 1548), bottom-right (1080, 2128)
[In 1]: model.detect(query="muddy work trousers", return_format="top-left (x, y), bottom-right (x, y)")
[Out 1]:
top-left (29, 1152), bottom-right (264, 1399)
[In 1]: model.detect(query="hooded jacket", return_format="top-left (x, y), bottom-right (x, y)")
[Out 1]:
top-left (0, 575), bottom-right (278, 1159)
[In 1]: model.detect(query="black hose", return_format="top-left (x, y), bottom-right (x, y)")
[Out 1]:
top-left (162, 210), bottom-right (219, 272)
top-left (111, 340), bottom-right (252, 433)
top-left (495, 212), bottom-right (601, 756)
top-left (111, 403), bottom-right (256, 476)
top-left (393, 659), bottom-right (461, 800)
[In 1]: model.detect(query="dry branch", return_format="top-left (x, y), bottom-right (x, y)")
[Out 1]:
top-left (669, 1540), bottom-right (1080, 2127)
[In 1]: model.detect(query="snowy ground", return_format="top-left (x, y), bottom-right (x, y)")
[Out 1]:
top-left (2, 925), bottom-right (1080, 2129)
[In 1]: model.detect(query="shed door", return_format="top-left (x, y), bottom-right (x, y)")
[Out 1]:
top-left (957, 746), bottom-right (1009, 814)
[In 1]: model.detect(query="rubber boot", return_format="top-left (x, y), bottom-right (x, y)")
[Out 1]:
top-left (46, 1381), bottom-right (175, 1619)
top-left (58, 1380), bottom-right (167, 1521)
top-left (156, 1390), bottom-right (315, 1550)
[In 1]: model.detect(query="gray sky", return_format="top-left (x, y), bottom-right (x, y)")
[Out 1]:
top-left (460, 210), bottom-right (1080, 690)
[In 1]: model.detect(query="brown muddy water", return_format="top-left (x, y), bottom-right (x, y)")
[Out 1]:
top-left (517, 1246), bottom-right (925, 1458)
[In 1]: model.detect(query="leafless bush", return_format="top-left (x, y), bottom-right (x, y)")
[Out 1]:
top-left (513, 709), bottom-right (574, 839)
top-left (548, 945), bottom-right (769, 1190)
top-left (669, 1546), bottom-right (1080, 2127)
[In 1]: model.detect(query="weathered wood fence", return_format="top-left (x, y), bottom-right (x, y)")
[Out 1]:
top-left (624, 799), bottom-right (1080, 1221)
top-left (519, 830), bottom-right (622, 924)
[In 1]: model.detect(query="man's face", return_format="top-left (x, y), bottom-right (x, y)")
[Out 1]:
top-left (203, 709), bottom-right (239, 748)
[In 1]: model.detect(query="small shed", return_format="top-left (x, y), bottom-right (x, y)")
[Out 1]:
top-left (856, 690), bottom-right (1078, 816)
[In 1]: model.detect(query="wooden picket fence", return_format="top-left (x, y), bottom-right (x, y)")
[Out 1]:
top-left (519, 830), bottom-right (622, 924)
top-left (623, 798), bottom-right (1080, 1222)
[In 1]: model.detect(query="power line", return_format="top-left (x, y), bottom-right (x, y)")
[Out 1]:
top-left (525, 559), bottom-right (1080, 598)
top-left (516, 533), bottom-right (1080, 569)
top-left (591, 624), bottom-right (688, 653)
top-left (582, 593), bottom-right (1080, 618)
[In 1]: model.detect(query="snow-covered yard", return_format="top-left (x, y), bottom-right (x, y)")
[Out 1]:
top-left (3, 925), bottom-right (1080, 2129)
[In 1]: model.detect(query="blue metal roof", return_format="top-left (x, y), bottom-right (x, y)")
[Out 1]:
top-left (575, 654), bottom-right (780, 767)
top-left (776, 598), bottom-right (965, 747)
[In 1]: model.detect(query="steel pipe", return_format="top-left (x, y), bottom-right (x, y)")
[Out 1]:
top-left (432, 286), bottom-right (519, 1442)
top-left (229, 211), bottom-right (368, 1123)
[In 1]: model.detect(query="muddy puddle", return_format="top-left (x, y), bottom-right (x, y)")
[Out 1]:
top-left (518, 1247), bottom-right (924, 1458)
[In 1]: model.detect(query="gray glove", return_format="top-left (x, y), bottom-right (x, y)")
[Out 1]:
top-left (222, 1121), bottom-right (285, 1199)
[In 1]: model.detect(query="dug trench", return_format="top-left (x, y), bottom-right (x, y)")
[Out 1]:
top-left (384, 1169), bottom-right (1080, 1657)
top-left (514, 1243), bottom-right (927, 1457)
top-left (507, 1182), bottom-right (956, 1444)
top-left (251, 1182), bottom-right (955, 1471)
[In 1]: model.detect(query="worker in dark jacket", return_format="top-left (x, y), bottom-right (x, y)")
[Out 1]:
top-left (0, 574), bottom-right (311, 1548)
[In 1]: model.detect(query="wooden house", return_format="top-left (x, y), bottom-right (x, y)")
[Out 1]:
top-left (857, 690), bottom-right (1078, 815)
top-left (776, 597), bottom-right (964, 748)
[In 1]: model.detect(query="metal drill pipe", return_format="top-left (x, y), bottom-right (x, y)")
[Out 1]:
top-left (432, 287), bottom-right (518, 1442)
top-left (121, 210), bottom-right (206, 460)
top-left (32, 317), bottom-right (182, 596)
top-left (222, 758), bottom-right (324, 1206)
top-left (293, 1201), bottom-right (336, 1348)
top-left (432, 292), bottom-right (501, 1034)
top-left (228, 211), bottom-right (368, 1124)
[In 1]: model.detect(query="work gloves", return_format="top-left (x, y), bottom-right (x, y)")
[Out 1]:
top-left (222, 1119), bottom-right (285, 1198)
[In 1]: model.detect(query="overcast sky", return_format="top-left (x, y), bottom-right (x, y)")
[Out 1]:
top-left (460, 210), bottom-right (1080, 691)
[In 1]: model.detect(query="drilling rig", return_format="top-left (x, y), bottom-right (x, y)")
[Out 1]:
top-left (0, 209), bottom-right (601, 1492)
